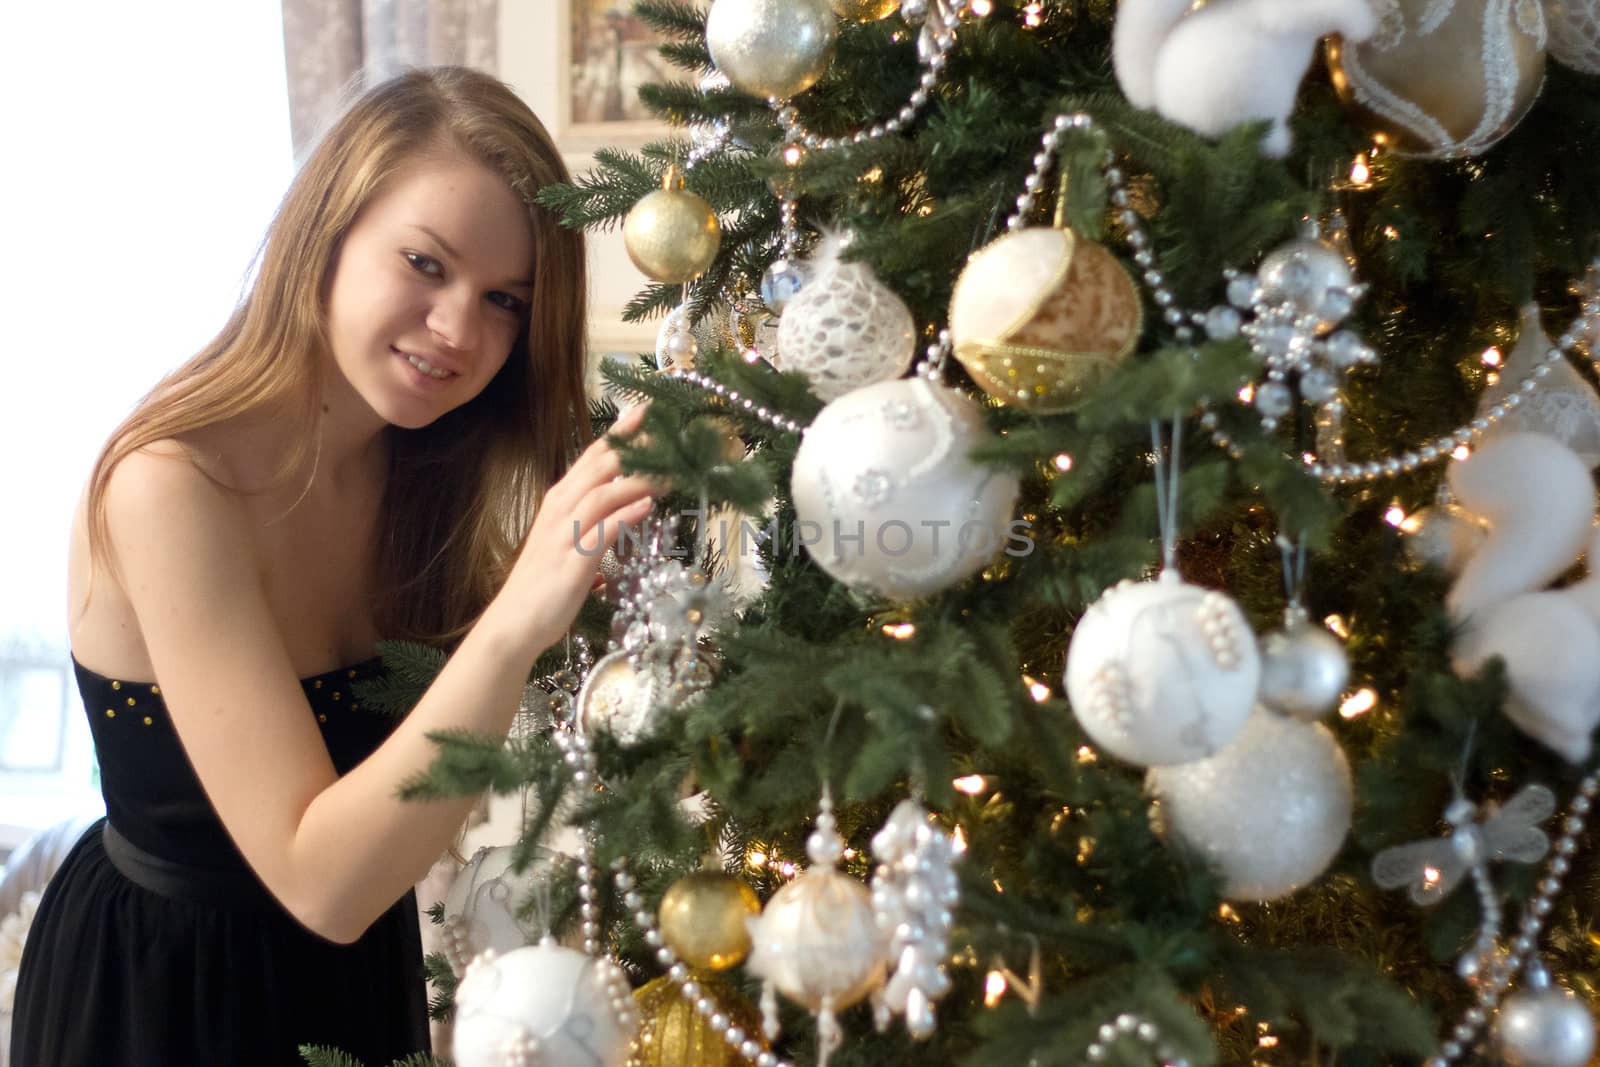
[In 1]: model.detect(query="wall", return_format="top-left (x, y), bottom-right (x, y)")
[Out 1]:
top-left (499, 2), bottom-right (661, 369)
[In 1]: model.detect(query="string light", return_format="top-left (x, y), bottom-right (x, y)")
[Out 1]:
top-left (1238, 383), bottom-right (1255, 403)
top-left (1052, 452), bottom-right (1073, 472)
top-left (1021, 1), bottom-right (1042, 26)
top-left (1452, 445), bottom-right (1471, 461)
top-left (1340, 688), bottom-right (1378, 719)
top-left (1076, 745), bottom-right (1097, 764)
top-left (970, 0), bottom-right (993, 14)
top-left (1021, 674), bottom-right (1051, 701)
top-left (882, 622), bottom-right (916, 639)
top-left (1350, 154), bottom-right (1371, 185)
top-left (953, 774), bottom-right (988, 795)
top-left (1482, 346), bottom-right (1503, 367)
top-left (983, 970), bottom-right (1007, 1007)
top-left (1324, 614), bottom-right (1350, 638)
top-left (952, 825), bottom-right (968, 855)
top-left (1384, 505), bottom-right (1407, 527)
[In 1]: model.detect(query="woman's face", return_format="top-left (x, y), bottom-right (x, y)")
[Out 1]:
top-left (323, 150), bottom-right (536, 430)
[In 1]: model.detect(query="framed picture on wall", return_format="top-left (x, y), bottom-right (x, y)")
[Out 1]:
top-left (559, 0), bottom-right (677, 147)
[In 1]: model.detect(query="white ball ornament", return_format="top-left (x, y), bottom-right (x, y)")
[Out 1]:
top-left (441, 845), bottom-right (563, 977)
top-left (789, 376), bottom-right (1021, 600)
top-left (776, 250), bottom-right (918, 401)
top-left (746, 868), bottom-right (887, 1016)
top-left (453, 940), bottom-right (638, 1067)
top-left (1064, 570), bottom-right (1261, 767)
top-left (706, 0), bottom-right (837, 101)
top-left (1146, 709), bottom-right (1354, 902)
top-left (1497, 966), bottom-right (1597, 1067)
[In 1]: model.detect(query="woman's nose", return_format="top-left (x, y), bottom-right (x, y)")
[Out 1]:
top-left (426, 287), bottom-right (481, 353)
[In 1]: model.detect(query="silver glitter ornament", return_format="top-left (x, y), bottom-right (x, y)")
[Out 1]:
top-left (1402, 502), bottom-right (1487, 573)
top-left (1257, 237), bottom-right (1357, 334)
top-left (706, 0), bottom-right (837, 100)
top-left (1258, 612), bottom-right (1350, 721)
top-left (1147, 709), bottom-right (1353, 901)
top-left (1497, 964), bottom-right (1597, 1067)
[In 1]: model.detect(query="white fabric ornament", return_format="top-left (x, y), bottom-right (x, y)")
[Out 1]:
top-left (747, 797), bottom-right (887, 1065)
top-left (1147, 709), bottom-right (1354, 902)
top-left (1113, 0), bottom-right (1379, 156)
top-left (1064, 569), bottom-right (1260, 767)
top-left (1446, 432), bottom-right (1594, 623)
top-left (1497, 964), bottom-right (1597, 1067)
top-left (1479, 303), bottom-right (1600, 468)
top-left (789, 376), bottom-right (1021, 600)
top-left (441, 845), bottom-right (564, 977)
top-left (776, 238), bottom-right (917, 401)
top-left (453, 939), bottom-right (638, 1067)
top-left (1446, 434), bottom-right (1600, 761)
top-left (1546, 0), bottom-right (1600, 73)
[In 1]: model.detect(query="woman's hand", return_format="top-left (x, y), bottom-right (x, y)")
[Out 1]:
top-left (497, 402), bottom-right (660, 655)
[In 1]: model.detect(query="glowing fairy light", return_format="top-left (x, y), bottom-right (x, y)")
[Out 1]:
top-left (1324, 614), bottom-right (1349, 638)
top-left (1452, 445), bottom-right (1471, 461)
top-left (1052, 452), bottom-right (1073, 472)
top-left (1350, 155), bottom-right (1370, 185)
top-left (970, 0), bottom-right (993, 14)
top-left (1482, 346), bottom-right (1503, 367)
top-left (1384, 505), bottom-right (1407, 528)
top-left (882, 622), bottom-right (916, 639)
top-left (953, 774), bottom-right (987, 795)
top-left (952, 825), bottom-right (968, 855)
top-left (1238, 383), bottom-right (1255, 403)
top-left (1021, 674), bottom-right (1051, 701)
top-left (984, 970), bottom-right (1007, 1007)
top-left (1340, 688), bottom-right (1378, 719)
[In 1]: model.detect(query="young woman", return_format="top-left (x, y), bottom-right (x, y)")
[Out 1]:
top-left (11, 66), bottom-right (658, 1065)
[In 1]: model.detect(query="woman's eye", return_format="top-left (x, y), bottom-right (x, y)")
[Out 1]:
top-left (403, 251), bottom-right (442, 276)
top-left (488, 291), bottom-right (527, 314)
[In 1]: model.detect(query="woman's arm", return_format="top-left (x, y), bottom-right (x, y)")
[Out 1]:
top-left (104, 408), bottom-right (655, 944)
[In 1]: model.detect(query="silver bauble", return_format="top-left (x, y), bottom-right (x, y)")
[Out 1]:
top-left (1498, 979), bottom-right (1597, 1067)
top-left (1147, 709), bottom-right (1354, 902)
top-left (1258, 621), bottom-right (1350, 721)
top-left (1544, 0), bottom-right (1600, 74)
top-left (745, 866), bottom-right (887, 1013)
top-left (777, 258), bottom-right (917, 401)
top-left (789, 376), bottom-right (1020, 600)
top-left (453, 940), bottom-right (638, 1067)
top-left (760, 256), bottom-right (812, 316)
top-left (1256, 238), bottom-right (1355, 334)
top-left (706, 0), bottom-right (837, 100)
top-left (1064, 570), bottom-right (1261, 767)
top-left (1402, 503), bottom-right (1488, 574)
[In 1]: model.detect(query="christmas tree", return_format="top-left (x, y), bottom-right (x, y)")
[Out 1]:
top-left (313, 2), bottom-right (1600, 1065)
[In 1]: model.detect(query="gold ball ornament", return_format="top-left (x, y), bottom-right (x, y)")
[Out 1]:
top-left (624, 165), bottom-right (721, 284)
top-left (657, 871), bottom-right (762, 971)
top-left (627, 974), bottom-right (767, 1067)
top-left (830, 0), bottom-right (899, 21)
top-left (706, 0), bottom-right (837, 100)
top-left (947, 226), bottom-right (1142, 414)
top-left (1326, 0), bottom-right (1547, 158)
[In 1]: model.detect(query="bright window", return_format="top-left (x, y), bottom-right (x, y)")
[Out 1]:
top-left (0, 1), bottom-right (293, 845)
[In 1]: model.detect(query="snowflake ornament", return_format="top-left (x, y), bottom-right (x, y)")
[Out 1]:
top-left (1203, 225), bottom-right (1376, 432)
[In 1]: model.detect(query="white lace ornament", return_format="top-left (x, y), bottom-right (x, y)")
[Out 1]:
top-left (776, 246), bottom-right (917, 401)
top-left (1545, 0), bottom-right (1600, 71)
top-left (1479, 303), bottom-right (1600, 467)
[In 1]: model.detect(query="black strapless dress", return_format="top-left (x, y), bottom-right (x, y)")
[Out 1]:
top-left (9, 655), bottom-right (431, 1067)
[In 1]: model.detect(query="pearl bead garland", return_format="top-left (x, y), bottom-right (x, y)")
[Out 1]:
top-left (970, 110), bottom-right (1600, 487)
top-left (1421, 768), bottom-right (1600, 1065)
top-left (662, 366), bottom-right (807, 435)
top-left (771, 2), bottom-right (966, 152)
top-left (1080, 1012), bottom-right (1191, 1066)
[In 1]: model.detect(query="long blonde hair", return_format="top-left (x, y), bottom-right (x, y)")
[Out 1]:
top-left (84, 66), bottom-right (591, 650)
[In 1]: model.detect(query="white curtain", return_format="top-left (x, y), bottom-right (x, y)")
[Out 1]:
top-left (280, 0), bottom-right (500, 152)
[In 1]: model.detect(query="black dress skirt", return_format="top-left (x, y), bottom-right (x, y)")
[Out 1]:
top-left (10, 655), bottom-right (431, 1067)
